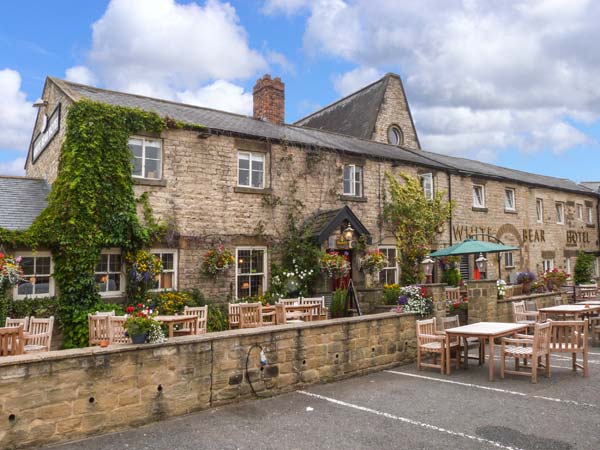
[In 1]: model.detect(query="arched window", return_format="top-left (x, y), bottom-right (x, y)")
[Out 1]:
top-left (387, 126), bottom-right (403, 146)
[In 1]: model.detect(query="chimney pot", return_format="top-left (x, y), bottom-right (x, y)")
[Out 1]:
top-left (253, 74), bottom-right (285, 124)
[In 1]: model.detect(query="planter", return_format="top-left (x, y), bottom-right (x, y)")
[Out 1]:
top-left (521, 282), bottom-right (531, 294)
top-left (130, 333), bottom-right (147, 344)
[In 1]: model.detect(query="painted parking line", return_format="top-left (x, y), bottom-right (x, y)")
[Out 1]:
top-left (298, 390), bottom-right (525, 450)
top-left (385, 370), bottom-right (598, 409)
top-left (551, 354), bottom-right (599, 364)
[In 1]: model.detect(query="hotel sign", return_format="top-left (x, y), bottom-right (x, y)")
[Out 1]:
top-left (32, 104), bottom-right (61, 162)
top-left (453, 224), bottom-right (591, 247)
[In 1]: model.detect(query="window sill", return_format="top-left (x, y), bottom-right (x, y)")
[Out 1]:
top-left (504, 209), bottom-right (517, 214)
top-left (234, 186), bottom-right (272, 195)
top-left (340, 195), bottom-right (368, 203)
top-left (471, 206), bottom-right (488, 212)
top-left (133, 178), bottom-right (167, 187)
top-left (99, 292), bottom-right (125, 299)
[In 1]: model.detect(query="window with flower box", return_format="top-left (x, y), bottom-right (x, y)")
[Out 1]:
top-left (129, 137), bottom-right (162, 180)
top-left (95, 250), bottom-right (124, 296)
top-left (150, 249), bottom-right (178, 291)
top-left (14, 252), bottom-right (54, 299)
top-left (378, 246), bottom-right (398, 285)
top-left (236, 247), bottom-right (267, 299)
top-left (543, 259), bottom-right (554, 272)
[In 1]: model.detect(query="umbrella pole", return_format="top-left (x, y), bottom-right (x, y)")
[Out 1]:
top-left (497, 253), bottom-right (501, 280)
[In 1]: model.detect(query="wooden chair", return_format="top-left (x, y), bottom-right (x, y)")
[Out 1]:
top-left (500, 321), bottom-right (552, 383)
top-left (95, 310), bottom-right (115, 316)
top-left (439, 315), bottom-right (484, 368)
top-left (275, 304), bottom-right (305, 325)
top-left (88, 314), bottom-right (111, 346)
top-left (300, 297), bottom-right (328, 320)
top-left (0, 325), bottom-right (24, 356)
top-left (577, 284), bottom-right (598, 300)
top-left (228, 302), bottom-right (248, 329)
top-left (5, 317), bottom-right (29, 332)
top-left (416, 318), bottom-right (458, 374)
top-left (24, 316), bottom-right (54, 353)
top-left (239, 303), bottom-right (263, 329)
top-left (279, 298), bottom-right (300, 306)
top-left (525, 299), bottom-right (538, 312)
top-left (512, 301), bottom-right (539, 326)
top-left (437, 316), bottom-right (462, 373)
top-left (445, 287), bottom-right (461, 302)
top-left (109, 316), bottom-right (130, 344)
top-left (549, 319), bottom-right (588, 376)
top-left (178, 305), bottom-right (208, 335)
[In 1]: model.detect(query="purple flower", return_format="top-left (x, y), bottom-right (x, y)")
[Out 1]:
top-left (398, 295), bottom-right (409, 305)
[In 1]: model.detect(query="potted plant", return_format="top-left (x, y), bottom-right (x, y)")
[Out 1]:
top-left (124, 303), bottom-right (166, 344)
top-left (320, 251), bottom-right (351, 278)
top-left (201, 246), bottom-right (235, 277)
top-left (496, 279), bottom-right (507, 299)
top-left (516, 271), bottom-right (536, 294)
top-left (542, 268), bottom-right (569, 292)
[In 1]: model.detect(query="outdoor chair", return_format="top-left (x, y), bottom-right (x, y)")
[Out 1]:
top-left (577, 284), bottom-right (598, 300)
top-left (175, 306), bottom-right (208, 335)
top-left (24, 316), bottom-right (54, 353)
top-left (88, 314), bottom-right (111, 346)
top-left (279, 298), bottom-right (300, 306)
top-left (525, 299), bottom-right (538, 312)
top-left (439, 315), bottom-right (484, 367)
top-left (5, 317), bottom-right (29, 332)
top-left (109, 316), bottom-right (130, 345)
top-left (416, 317), bottom-right (458, 374)
top-left (500, 321), bottom-right (552, 383)
top-left (0, 325), bottom-right (24, 356)
top-left (512, 301), bottom-right (539, 326)
top-left (239, 303), bottom-right (263, 329)
top-left (274, 304), bottom-right (304, 325)
top-left (548, 319), bottom-right (588, 377)
top-left (95, 310), bottom-right (115, 316)
top-left (300, 297), bottom-right (327, 320)
top-left (445, 287), bottom-right (461, 303)
top-left (228, 302), bottom-right (248, 329)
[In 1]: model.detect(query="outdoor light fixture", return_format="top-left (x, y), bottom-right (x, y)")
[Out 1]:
top-left (475, 253), bottom-right (488, 274)
top-left (343, 224), bottom-right (354, 242)
top-left (421, 255), bottom-right (435, 284)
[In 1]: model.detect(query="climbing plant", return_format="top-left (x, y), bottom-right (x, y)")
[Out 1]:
top-left (383, 172), bottom-right (454, 285)
top-left (0, 100), bottom-right (167, 347)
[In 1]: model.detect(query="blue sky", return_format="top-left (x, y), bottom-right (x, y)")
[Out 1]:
top-left (1, 0), bottom-right (600, 182)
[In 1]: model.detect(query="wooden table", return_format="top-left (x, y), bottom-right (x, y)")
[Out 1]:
top-left (262, 305), bottom-right (315, 323)
top-left (445, 322), bottom-right (528, 381)
top-left (153, 315), bottom-right (198, 337)
top-left (539, 304), bottom-right (600, 320)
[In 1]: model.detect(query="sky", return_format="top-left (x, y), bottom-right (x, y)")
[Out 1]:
top-left (1, 0), bottom-right (600, 182)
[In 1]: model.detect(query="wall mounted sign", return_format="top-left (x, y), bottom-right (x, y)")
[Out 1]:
top-left (32, 103), bottom-right (61, 162)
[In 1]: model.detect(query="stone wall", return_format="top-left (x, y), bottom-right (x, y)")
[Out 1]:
top-left (0, 312), bottom-right (417, 449)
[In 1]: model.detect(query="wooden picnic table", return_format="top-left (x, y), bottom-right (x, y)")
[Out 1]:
top-left (445, 322), bottom-right (528, 381)
top-left (153, 315), bottom-right (198, 337)
top-left (539, 304), bottom-right (600, 320)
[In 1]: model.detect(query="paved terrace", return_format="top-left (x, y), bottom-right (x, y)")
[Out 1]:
top-left (46, 347), bottom-right (600, 450)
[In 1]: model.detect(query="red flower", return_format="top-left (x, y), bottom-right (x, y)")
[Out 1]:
top-left (137, 303), bottom-right (143, 308)
top-left (126, 306), bottom-right (134, 313)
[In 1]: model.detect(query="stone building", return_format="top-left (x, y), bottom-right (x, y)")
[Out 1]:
top-left (1, 72), bottom-right (598, 303)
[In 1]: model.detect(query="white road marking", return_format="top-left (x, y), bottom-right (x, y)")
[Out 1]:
top-left (298, 390), bottom-right (525, 450)
top-left (385, 370), bottom-right (598, 408)
top-left (551, 354), bottom-right (599, 364)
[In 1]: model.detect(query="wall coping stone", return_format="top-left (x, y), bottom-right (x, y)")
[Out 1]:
top-left (498, 291), bottom-right (560, 303)
top-left (0, 312), bottom-right (413, 368)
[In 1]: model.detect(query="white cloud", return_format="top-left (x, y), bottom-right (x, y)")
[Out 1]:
top-left (0, 157), bottom-right (26, 176)
top-left (88, 0), bottom-right (266, 96)
top-left (65, 66), bottom-right (98, 86)
top-left (333, 66), bottom-right (383, 96)
top-left (0, 69), bottom-right (35, 152)
top-left (293, 0), bottom-right (600, 159)
top-left (262, 0), bottom-right (311, 16)
top-left (176, 80), bottom-right (253, 115)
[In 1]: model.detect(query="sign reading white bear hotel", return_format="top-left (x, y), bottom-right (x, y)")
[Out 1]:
top-left (32, 104), bottom-right (60, 162)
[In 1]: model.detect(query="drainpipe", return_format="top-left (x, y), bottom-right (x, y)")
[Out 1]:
top-left (447, 171), bottom-right (453, 245)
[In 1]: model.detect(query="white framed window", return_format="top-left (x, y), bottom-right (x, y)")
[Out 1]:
top-left (420, 173), bottom-right (434, 200)
top-left (504, 252), bottom-right (514, 268)
top-left (13, 252), bottom-right (54, 299)
top-left (536, 199), bottom-right (543, 223)
top-left (387, 126), bottom-right (403, 146)
top-left (378, 246), bottom-right (398, 285)
top-left (504, 188), bottom-right (516, 211)
top-left (555, 202), bottom-right (565, 225)
top-left (543, 259), bottom-right (554, 272)
top-left (129, 137), bottom-right (162, 180)
top-left (95, 249), bottom-right (124, 297)
top-left (343, 164), bottom-right (363, 197)
top-left (473, 184), bottom-right (485, 208)
top-left (577, 204), bottom-right (583, 221)
top-left (150, 249), bottom-right (178, 291)
top-left (236, 247), bottom-right (267, 299)
top-left (565, 257), bottom-right (571, 276)
top-left (586, 206), bottom-right (594, 225)
top-left (237, 151), bottom-right (264, 188)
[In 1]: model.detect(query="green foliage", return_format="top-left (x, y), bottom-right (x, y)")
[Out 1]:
top-left (0, 289), bottom-right (59, 326)
top-left (184, 289), bottom-right (229, 331)
top-left (442, 267), bottom-right (461, 287)
top-left (574, 252), bottom-right (595, 285)
top-left (60, 301), bottom-right (125, 349)
top-left (330, 288), bottom-right (347, 318)
top-left (383, 172), bottom-right (454, 285)
top-left (382, 283), bottom-right (401, 305)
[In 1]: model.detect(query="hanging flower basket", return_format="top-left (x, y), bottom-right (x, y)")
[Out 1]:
top-left (320, 251), bottom-right (350, 278)
top-left (201, 246), bottom-right (235, 277)
top-left (359, 249), bottom-right (388, 275)
top-left (0, 253), bottom-right (23, 289)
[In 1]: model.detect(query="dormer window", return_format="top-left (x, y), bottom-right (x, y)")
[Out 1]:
top-left (387, 126), bottom-right (403, 146)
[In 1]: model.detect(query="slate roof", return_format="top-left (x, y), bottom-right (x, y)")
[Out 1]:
top-left (293, 76), bottom-right (388, 139)
top-left (580, 182), bottom-right (600, 193)
top-left (0, 176), bottom-right (49, 230)
top-left (49, 77), bottom-right (596, 196)
top-left (307, 206), bottom-right (373, 244)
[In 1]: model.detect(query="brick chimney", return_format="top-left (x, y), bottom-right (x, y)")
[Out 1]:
top-left (253, 74), bottom-right (284, 124)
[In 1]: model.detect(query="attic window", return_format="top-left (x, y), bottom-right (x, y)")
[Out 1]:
top-left (387, 126), bottom-right (403, 146)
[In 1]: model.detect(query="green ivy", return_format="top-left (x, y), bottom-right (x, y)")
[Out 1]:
top-left (0, 100), bottom-right (167, 347)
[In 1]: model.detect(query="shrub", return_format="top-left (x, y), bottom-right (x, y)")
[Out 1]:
top-left (382, 283), bottom-right (402, 305)
top-left (574, 252), bottom-right (595, 285)
top-left (442, 267), bottom-right (461, 287)
top-left (330, 288), bottom-right (347, 318)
